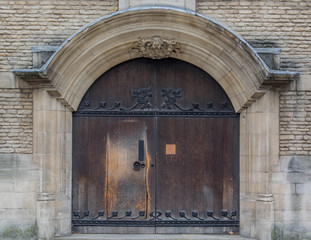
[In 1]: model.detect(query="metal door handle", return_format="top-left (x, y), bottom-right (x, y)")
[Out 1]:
top-left (133, 161), bottom-right (145, 171)
top-left (134, 140), bottom-right (145, 171)
top-left (138, 140), bottom-right (144, 161)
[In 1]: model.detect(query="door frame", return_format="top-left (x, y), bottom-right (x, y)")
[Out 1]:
top-left (13, 6), bottom-right (297, 239)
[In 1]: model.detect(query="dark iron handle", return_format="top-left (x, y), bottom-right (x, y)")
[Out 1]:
top-left (133, 161), bottom-right (145, 171)
top-left (138, 140), bottom-right (144, 161)
top-left (133, 161), bottom-right (140, 171)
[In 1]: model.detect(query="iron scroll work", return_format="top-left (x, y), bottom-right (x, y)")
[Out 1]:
top-left (74, 87), bottom-right (237, 117)
top-left (73, 86), bottom-right (239, 228)
top-left (72, 210), bottom-right (239, 227)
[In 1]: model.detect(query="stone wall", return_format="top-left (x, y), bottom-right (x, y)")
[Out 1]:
top-left (0, 1), bottom-right (117, 238)
top-left (0, 88), bottom-right (32, 154)
top-left (280, 91), bottom-right (311, 156)
top-left (272, 91), bottom-right (311, 239)
top-left (0, 85), bottom-right (36, 238)
top-left (0, 1), bottom-right (310, 239)
top-left (0, 0), bottom-right (118, 71)
top-left (196, 4), bottom-right (311, 238)
top-left (196, 0), bottom-right (311, 90)
top-left (0, 153), bottom-right (39, 238)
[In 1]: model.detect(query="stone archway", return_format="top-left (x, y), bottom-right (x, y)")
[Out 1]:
top-left (13, 6), bottom-right (298, 240)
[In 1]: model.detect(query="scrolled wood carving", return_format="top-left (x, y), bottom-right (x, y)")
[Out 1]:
top-left (133, 36), bottom-right (182, 59)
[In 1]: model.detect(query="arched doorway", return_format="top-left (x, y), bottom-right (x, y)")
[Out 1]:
top-left (72, 58), bottom-right (239, 234)
top-left (13, 6), bottom-right (297, 239)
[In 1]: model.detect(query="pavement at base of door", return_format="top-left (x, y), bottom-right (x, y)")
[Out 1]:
top-left (54, 234), bottom-right (257, 240)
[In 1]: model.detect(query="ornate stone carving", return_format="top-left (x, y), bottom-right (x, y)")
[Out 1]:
top-left (133, 36), bottom-right (182, 59)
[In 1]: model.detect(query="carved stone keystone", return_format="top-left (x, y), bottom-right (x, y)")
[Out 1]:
top-left (133, 36), bottom-right (182, 59)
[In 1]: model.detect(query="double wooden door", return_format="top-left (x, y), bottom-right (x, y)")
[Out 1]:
top-left (72, 58), bottom-right (239, 234)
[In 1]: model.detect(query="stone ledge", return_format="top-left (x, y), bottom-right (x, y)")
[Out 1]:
top-left (54, 234), bottom-right (257, 240)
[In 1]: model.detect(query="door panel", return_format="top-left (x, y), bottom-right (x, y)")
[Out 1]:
top-left (107, 120), bottom-right (147, 218)
top-left (72, 58), bottom-right (239, 234)
top-left (72, 117), bottom-right (156, 234)
top-left (72, 117), bottom-right (108, 220)
top-left (155, 59), bottom-right (234, 114)
top-left (155, 117), bottom-right (239, 233)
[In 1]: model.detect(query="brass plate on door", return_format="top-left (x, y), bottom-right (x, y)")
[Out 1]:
top-left (166, 144), bottom-right (176, 155)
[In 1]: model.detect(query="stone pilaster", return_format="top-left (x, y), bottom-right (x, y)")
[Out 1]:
top-left (33, 89), bottom-right (72, 239)
top-left (239, 90), bottom-right (279, 238)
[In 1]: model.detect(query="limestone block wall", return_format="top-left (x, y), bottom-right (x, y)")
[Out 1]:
top-left (0, 84), bottom-right (37, 237)
top-left (0, 88), bottom-right (32, 154)
top-left (197, 1), bottom-right (311, 239)
top-left (271, 92), bottom-right (311, 239)
top-left (0, 0), bottom-right (117, 238)
top-left (196, 0), bottom-right (311, 90)
top-left (0, 0), bottom-right (118, 71)
top-left (0, 154), bottom-right (39, 237)
top-left (280, 91), bottom-right (311, 156)
top-left (0, 0), bottom-right (310, 239)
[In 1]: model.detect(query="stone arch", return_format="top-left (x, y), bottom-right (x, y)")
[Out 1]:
top-left (13, 6), bottom-right (298, 239)
top-left (15, 6), bottom-right (295, 112)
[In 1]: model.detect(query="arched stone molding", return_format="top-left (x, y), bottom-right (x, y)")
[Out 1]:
top-left (13, 6), bottom-right (299, 240)
top-left (14, 6), bottom-right (298, 113)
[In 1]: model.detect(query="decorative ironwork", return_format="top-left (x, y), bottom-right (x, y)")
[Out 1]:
top-left (179, 211), bottom-right (191, 220)
top-left (207, 211), bottom-right (219, 220)
top-left (72, 219), bottom-right (239, 227)
top-left (129, 87), bottom-right (152, 110)
top-left (191, 103), bottom-right (205, 112)
top-left (108, 211), bottom-right (118, 218)
top-left (133, 36), bottom-right (182, 59)
top-left (94, 101), bottom-right (106, 110)
top-left (108, 101), bottom-right (121, 110)
top-left (75, 86), bottom-right (237, 117)
top-left (118, 211), bottom-right (132, 219)
top-left (72, 209), bottom-right (239, 227)
top-left (150, 210), bottom-right (163, 220)
top-left (78, 87), bottom-right (152, 113)
top-left (132, 211), bottom-right (145, 219)
top-left (222, 210), bottom-right (238, 220)
top-left (80, 100), bottom-right (90, 110)
top-left (73, 210), bottom-right (89, 219)
top-left (160, 87), bottom-right (234, 114)
top-left (165, 211), bottom-right (177, 220)
top-left (192, 211), bottom-right (204, 220)
top-left (161, 88), bottom-right (184, 110)
top-left (91, 211), bottom-right (105, 220)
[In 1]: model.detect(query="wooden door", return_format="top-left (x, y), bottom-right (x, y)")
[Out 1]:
top-left (72, 116), bottom-right (156, 233)
top-left (155, 117), bottom-right (239, 234)
top-left (72, 58), bottom-right (239, 234)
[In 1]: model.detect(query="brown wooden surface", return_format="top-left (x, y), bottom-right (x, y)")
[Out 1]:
top-left (72, 117), bottom-right (108, 218)
top-left (72, 58), bottom-right (239, 234)
top-left (155, 117), bottom-right (239, 233)
top-left (106, 119), bottom-right (147, 217)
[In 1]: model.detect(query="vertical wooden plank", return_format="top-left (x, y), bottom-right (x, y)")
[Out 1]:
top-left (106, 118), bottom-right (147, 218)
top-left (72, 117), bottom-right (108, 222)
